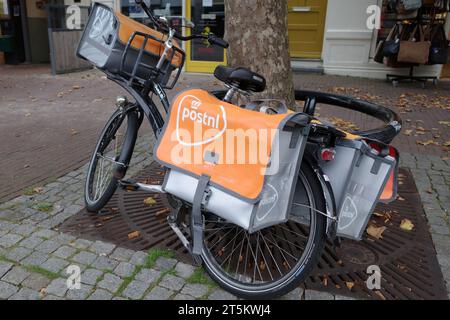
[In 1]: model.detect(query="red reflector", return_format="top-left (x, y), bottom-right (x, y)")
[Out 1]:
top-left (320, 148), bottom-right (335, 161)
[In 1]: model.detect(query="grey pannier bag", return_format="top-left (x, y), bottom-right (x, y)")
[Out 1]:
top-left (321, 140), bottom-right (397, 240)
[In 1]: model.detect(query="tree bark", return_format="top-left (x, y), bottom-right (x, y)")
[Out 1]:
top-left (224, 0), bottom-right (295, 109)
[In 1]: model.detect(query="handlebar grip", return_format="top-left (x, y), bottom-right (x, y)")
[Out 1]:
top-left (208, 34), bottom-right (229, 49)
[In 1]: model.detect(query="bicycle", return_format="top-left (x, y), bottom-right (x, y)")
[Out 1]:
top-left (77, 1), bottom-right (401, 299)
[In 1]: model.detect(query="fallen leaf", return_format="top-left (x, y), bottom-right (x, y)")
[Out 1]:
top-left (444, 141), bottom-right (450, 147)
top-left (404, 129), bottom-right (413, 136)
top-left (33, 187), bottom-right (44, 194)
top-left (400, 219), bottom-right (414, 231)
top-left (25, 112), bottom-right (31, 117)
top-left (128, 230), bottom-right (140, 240)
top-left (155, 208), bottom-right (170, 217)
top-left (374, 290), bottom-right (386, 300)
top-left (143, 197), bottom-right (157, 205)
top-left (366, 225), bottom-right (386, 240)
top-left (70, 129), bottom-right (79, 136)
top-left (416, 140), bottom-right (439, 146)
top-left (345, 281), bottom-right (355, 290)
top-left (100, 215), bottom-right (115, 222)
top-left (73, 85), bottom-right (81, 90)
top-left (397, 264), bottom-right (407, 272)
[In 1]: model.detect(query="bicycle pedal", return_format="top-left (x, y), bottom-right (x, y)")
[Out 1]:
top-left (119, 180), bottom-right (139, 191)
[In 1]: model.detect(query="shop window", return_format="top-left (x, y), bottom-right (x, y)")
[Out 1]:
top-left (120, 0), bottom-right (183, 32)
top-left (375, 0), bottom-right (448, 47)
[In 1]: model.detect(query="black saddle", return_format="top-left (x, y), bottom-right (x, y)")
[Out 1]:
top-left (214, 65), bottom-right (266, 93)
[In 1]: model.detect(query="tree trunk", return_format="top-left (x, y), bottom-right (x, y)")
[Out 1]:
top-left (224, 0), bottom-right (295, 109)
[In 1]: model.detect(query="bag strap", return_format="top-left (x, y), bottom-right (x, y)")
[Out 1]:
top-left (191, 175), bottom-right (211, 256)
top-left (411, 24), bottom-right (422, 41)
top-left (386, 23), bottom-right (399, 41)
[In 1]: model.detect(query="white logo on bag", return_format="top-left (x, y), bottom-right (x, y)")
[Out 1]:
top-left (338, 195), bottom-right (358, 230)
top-left (256, 184), bottom-right (278, 221)
top-left (176, 95), bottom-right (227, 146)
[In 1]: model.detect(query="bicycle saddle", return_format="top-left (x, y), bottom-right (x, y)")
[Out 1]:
top-left (214, 65), bottom-right (266, 93)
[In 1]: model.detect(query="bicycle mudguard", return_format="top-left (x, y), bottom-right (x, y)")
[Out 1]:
top-left (154, 89), bottom-right (310, 233)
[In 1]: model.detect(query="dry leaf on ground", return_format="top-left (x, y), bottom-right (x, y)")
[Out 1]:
top-left (374, 290), bottom-right (386, 300)
top-left (33, 187), bottom-right (44, 194)
top-left (416, 140), bottom-right (439, 146)
top-left (143, 197), bottom-right (157, 205)
top-left (400, 219), bottom-right (414, 231)
top-left (366, 225), bottom-right (386, 240)
top-left (155, 208), bottom-right (171, 217)
top-left (404, 129), bottom-right (413, 136)
top-left (128, 230), bottom-right (140, 240)
top-left (345, 281), bottom-right (355, 290)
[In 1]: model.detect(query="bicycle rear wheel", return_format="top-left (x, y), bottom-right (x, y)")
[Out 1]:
top-left (84, 108), bottom-right (139, 212)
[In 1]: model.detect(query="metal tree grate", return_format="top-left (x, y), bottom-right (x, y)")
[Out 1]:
top-left (59, 164), bottom-right (448, 300)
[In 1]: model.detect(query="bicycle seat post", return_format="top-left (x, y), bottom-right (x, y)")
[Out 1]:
top-left (223, 86), bottom-right (238, 103)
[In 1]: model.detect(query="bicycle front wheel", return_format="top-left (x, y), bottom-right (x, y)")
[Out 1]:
top-left (84, 108), bottom-right (139, 212)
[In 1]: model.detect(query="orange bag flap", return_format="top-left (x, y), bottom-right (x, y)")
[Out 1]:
top-left (379, 145), bottom-right (399, 202)
top-left (115, 12), bottom-right (183, 68)
top-left (155, 89), bottom-right (300, 201)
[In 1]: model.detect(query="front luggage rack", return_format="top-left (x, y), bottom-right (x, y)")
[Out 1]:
top-left (119, 31), bottom-right (185, 89)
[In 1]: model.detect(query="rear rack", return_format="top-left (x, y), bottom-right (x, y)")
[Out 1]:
top-left (119, 31), bottom-right (186, 90)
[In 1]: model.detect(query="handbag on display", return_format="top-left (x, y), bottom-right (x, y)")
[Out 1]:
top-left (398, 24), bottom-right (432, 64)
top-left (428, 24), bottom-right (449, 64)
top-left (382, 24), bottom-right (401, 57)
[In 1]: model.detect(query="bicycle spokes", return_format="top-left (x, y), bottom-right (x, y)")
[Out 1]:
top-left (203, 218), bottom-right (310, 285)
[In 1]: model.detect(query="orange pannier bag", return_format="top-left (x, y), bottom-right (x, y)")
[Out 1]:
top-left (155, 89), bottom-right (310, 232)
top-left (77, 3), bottom-right (184, 87)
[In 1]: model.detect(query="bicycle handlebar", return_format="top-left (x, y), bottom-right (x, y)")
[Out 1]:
top-left (135, 0), bottom-right (229, 48)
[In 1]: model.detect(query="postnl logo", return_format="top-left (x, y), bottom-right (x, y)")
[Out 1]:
top-left (176, 95), bottom-right (227, 146)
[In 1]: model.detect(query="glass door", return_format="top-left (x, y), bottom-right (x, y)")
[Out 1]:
top-left (185, 0), bottom-right (226, 73)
